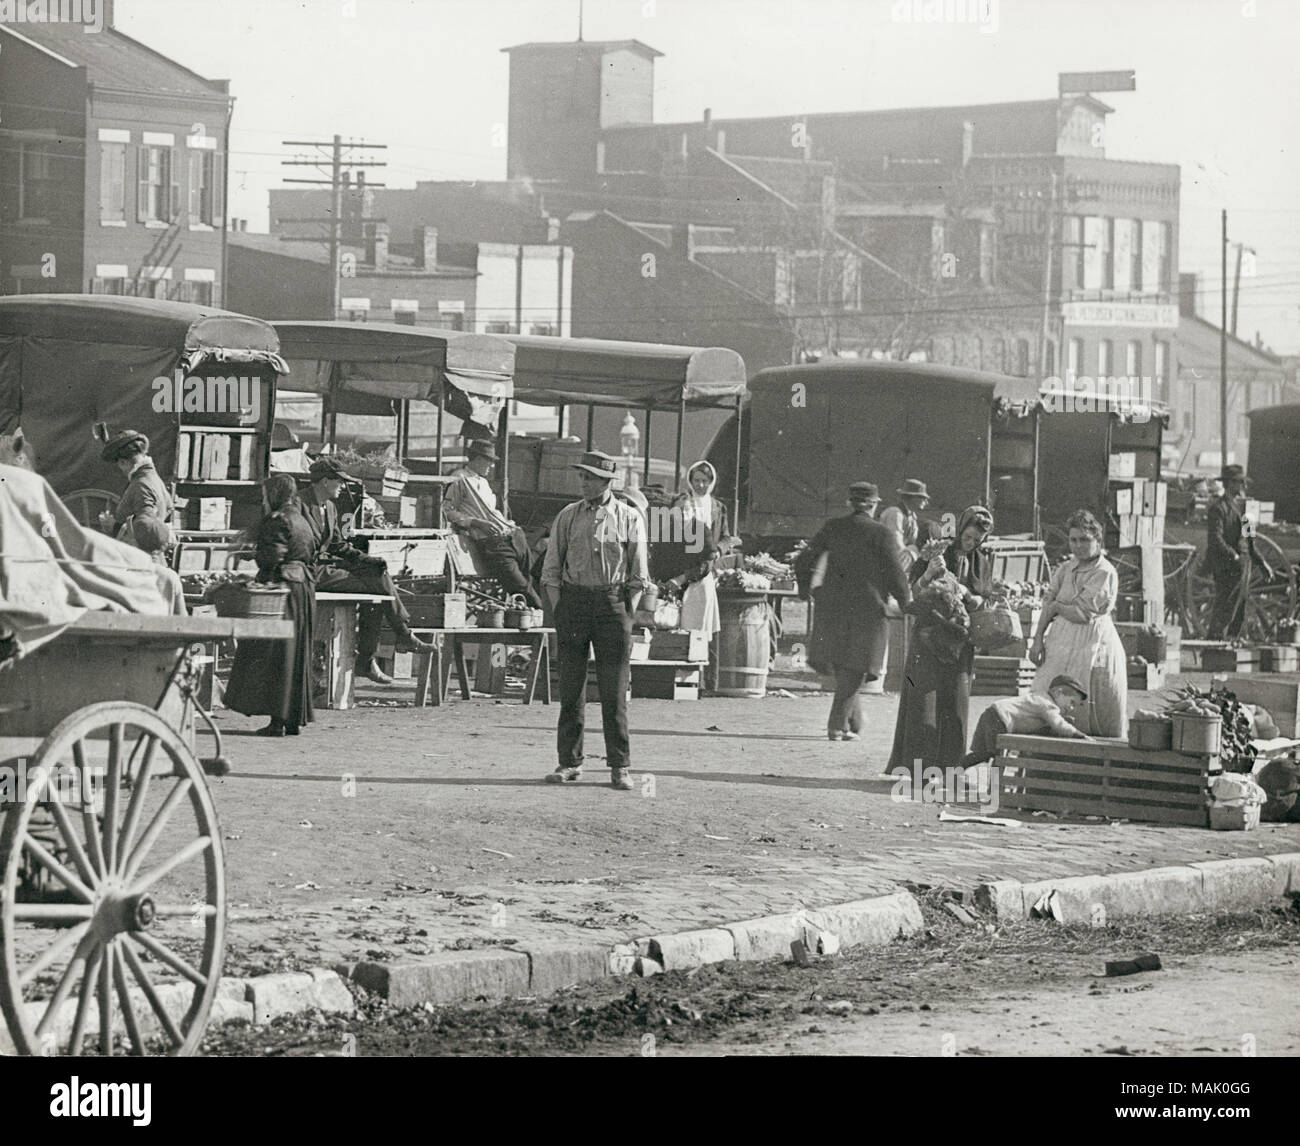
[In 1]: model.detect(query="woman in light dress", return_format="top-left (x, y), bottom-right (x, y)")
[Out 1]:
top-left (1029, 508), bottom-right (1128, 737)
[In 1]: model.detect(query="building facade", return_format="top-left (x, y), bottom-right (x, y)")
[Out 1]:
top-left (0, 14), bottom-right (231, 303)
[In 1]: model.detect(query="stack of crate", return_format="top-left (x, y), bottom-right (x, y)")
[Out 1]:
top-left (1107, 467), bottom-right (1167, 627)
top-left (973, 655), bottom-right (1035, 696)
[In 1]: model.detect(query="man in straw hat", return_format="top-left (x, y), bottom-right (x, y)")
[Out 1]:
top-left (540, 450), bottom-right (650, 790)
top-left (301, 455), bottom-right (433, 684)
top-left (1205, 463), bottom-right (1255, 639)
top-left (444, 437), bottom-right (542, 608)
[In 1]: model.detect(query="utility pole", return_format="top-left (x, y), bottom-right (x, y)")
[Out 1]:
top-left (1221, 208), bottom-right (1229, 466)
top-left (1039, 170), bottom-right (1058, 379)
top-left (1231, 241), bottom-right (1254, 338)
top-left (278, 136), bottom-right (387, 319)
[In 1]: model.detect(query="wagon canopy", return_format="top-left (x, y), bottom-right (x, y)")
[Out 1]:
top-left (505, 335), bottom-right (747, 411)
top-left (0, 295), bottom-right (287, 495)
top-left (272, 321), bottom-right (515, 412)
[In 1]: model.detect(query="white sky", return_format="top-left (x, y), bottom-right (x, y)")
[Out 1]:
top-left (114, 0), bottom-right (1300, 352)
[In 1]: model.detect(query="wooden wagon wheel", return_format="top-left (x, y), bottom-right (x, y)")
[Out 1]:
top-left (1162, 546), bottom-right (1199, 633)
top-left (1184, 535), bottom-right (1296, 641)
top-left (62, 488), bottom-right (119, 531)
top-left (0, 703), bottom-right (225, 1056)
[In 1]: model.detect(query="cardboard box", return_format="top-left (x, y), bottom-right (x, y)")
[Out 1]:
top-left (1209, 804), bottom-right (1260, 831)
top-left (198, 497), bottom-right (231, 532)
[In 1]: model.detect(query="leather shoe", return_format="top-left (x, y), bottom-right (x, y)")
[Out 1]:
top-left (356, 658), bottom-right (393, 684)
top-left (394, 631), bottom-right (435, 654)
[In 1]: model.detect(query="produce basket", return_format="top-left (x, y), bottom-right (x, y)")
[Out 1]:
top-left (1128, 716), bottom-right (1173, 751)
top-left (1170, 712), bottom-right (1222, 756)
top-left (505, 595), bottom-right (543, 630)
top-left (210, 581), bottom-right (288, 619)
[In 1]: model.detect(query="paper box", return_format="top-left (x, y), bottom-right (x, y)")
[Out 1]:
top-left (198, 497), bottom-right (231, 532)
top-left (1108, 452), bottom-right (1137, 480)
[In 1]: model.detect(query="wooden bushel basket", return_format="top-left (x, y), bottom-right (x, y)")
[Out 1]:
top-left (210, 582), bottom-right (288, 618)
top-left (1128, 717), bottom-right (1173, 751)
top-left (1170, 712), bottom-right (1222, 756)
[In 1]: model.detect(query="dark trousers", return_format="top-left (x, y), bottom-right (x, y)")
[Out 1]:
top-left (316, 563), bottom-right (410, 661)
top-left (476, 530), bottom-right (542, 609)
top-left (1208, 572), bottom-right (1244, 640)
top-left (961, 706), bottom-right (1011, 769)
top-left (555, 583), bottom-right (632, 770)
top-left (828, 670), bottom-right (867, 734)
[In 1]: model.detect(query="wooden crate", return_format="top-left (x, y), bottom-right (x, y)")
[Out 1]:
top-left (996, 734), bottom-right (1210, 826)
top-left (1127, 662), bottom-right (1166, 691)
top-left (1202, 646), bottom-right (1261, 674)
top-left (649, 630), bottom-right (710, 662)
top-left (1260, 646), bottom-right (1299, 673)
top-left (405, 592), bottom-right (466, 628)
top-left (631, 660), bottom-right (702, 700)
top-left (1225, 675), bottom-right (1300, 738)
top-left (973, 655), bottom-right (1034, 697)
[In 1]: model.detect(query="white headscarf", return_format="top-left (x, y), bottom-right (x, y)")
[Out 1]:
top-left (681, 460), bottom-right (716, 528)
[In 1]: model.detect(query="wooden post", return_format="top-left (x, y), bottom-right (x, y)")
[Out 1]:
top-left (585, 405), bottom-right (594, 450)
top-left (643, 406), bottom-right (653, 486)
top-left (732, 394), bottom-right (743, 533)
top-left (674, 394), bottom-right (685, 491)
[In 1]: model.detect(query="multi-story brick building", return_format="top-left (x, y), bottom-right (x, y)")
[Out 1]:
top-left (0, 9), bottom-right (232, 302)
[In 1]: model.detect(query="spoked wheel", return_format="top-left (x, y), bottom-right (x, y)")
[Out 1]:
top-left (1238, 535), bottom-right (1296, 643)
top-left (0, 702), bottom-right (225, 1056)
top-left (61, 489), bottom-right (119, 531)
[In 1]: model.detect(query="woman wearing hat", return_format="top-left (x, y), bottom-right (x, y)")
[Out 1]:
top-left (887, 504), bottom-right (993, 773)
top-left (654, 461), bottom-right (739, 689)
top-left (98, 430), bottom-right (174, 552)
top-left (224, 474), bottom-right (317, 736)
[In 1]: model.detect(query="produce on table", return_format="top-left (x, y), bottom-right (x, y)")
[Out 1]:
top-left (716, 568), bottom-right (772, 592)
top-left (743, 552), bottom-right (792, 580)
top-left (1160, 683), bottom-right (1257, 772)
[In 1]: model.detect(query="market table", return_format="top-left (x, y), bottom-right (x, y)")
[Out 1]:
top-left (409, 626), bottom-right (553, 707)
top-left (316, 592), bottom-right (394, 710)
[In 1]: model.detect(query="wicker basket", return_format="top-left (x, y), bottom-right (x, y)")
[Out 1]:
top-left (1128, 716), bottom-right (1173, 751)
top-left (1170, 712), bottom-right (1222, 756)
top-left (210, 582), bottom-right (289, 619)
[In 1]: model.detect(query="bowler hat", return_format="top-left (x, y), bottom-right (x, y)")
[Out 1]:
top-left (466, 438), bottom-right (498, 462)
top-left (1220, 464), bottom-right (1249, 484)
top-left (848, 481), bottom-right (879, 500)
top-left (1048, 673), bottom-right (1089, 700)
top-left (572, 450), bottom-right (618, 480)
top-left (897, 478), bottom-right (930, 500)
top-left (308, 455), bottom-right (352, 481)
top-left (101, 429), bottom-right (149, 464)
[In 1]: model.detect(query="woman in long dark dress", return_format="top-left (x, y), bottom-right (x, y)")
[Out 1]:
top-left (886, 505), bottom-right (993, 775)
top-left (225, 474), bottom-right (317, 736)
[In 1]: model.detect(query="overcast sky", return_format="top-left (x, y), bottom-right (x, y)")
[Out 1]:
top-left (115, 0), bottom-right (1300, 352)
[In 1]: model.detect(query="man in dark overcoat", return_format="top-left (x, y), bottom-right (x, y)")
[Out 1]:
top-left (1205, 464), bottom-right (1254, 640)
top-left (796, 481), bottom-right (911, 740)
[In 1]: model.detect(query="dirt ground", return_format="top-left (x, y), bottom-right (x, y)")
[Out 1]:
top-left (200, 896), bottom-right (1300, 1057)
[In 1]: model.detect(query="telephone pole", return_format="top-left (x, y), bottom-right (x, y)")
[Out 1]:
top-left (1220, 209), bottom-right (1229, 467)
top-left (278, 136), bottom-right (387, 319)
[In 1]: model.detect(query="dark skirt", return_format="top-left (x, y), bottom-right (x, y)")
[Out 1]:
top-left (886, 636), bottom-right (973, 774)
top-left (224, 576), bottom-right (316, 727)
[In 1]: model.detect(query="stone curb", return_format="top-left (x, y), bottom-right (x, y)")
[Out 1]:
top-left (973, 852), bottom-right (1300, 923)
top-left (6, 857), bottom-right (1296, 1052)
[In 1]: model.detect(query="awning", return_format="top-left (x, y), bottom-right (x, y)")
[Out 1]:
top-left (272, 322), bottom-right (514, 402)
top-left (505, 335), bottom-right (747, 410)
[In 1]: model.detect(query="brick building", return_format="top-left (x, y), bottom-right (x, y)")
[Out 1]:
top-left (0, 8), bottom-right (231, 302)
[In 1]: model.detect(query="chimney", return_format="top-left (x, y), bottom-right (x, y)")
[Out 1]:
top-left (365, 222), bottom-right (389, 271)
top-left (703, 108), bottom-right (712, 130)
top-left (1179, 271), bottom-right (1199, 318)
top-left (415, 225), bottom-right (437, 269)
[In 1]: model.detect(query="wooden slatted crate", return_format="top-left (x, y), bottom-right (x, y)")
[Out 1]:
top-left (1259, 646), bottom-right (1299, 673)
top-left (631, 659), bottom-right (701, 700)
top-left (973, 655), bottom-right (1034, 697)
top-left (995, 734), bottom-right (1211, 826)
top-left (1127, 661), bottom-right (1166, 691)
top-left (1202, 646), bottom-right (1261, 674)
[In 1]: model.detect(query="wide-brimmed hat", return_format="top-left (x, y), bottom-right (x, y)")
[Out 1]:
top-left (466, 438), bottom-right (498, 462)
top-left (1220, 464), bottom-right (1249, 485)
top-left (848, 481), bottom-right (880, 500)
top-left (572, 450), bottom-right (618, 480)
top-left (308, 455), bottom-right (352, 481)
top-left (897, 478), bottom-right (929, 500)
top-left (100, 429), bottom-right (149, 463)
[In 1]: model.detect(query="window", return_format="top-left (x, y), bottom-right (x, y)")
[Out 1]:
top-left (1062, 217), bottom-right (1083, 291)
top-left (1154, 340), bottom-right (1170, 403)
top-left (1068, 337), bottom-right (1083, 378)
top-left (1097, 339), bottom-right (1113, 379)
top-left (19, 143), bottom-right (61, 220)
top-left (982, 337), bottom-right (1005, 374)
top-left (393, 310), bottom-right (416, 326)
top-left (137, 145), bottom-right (178, 223)
top-left (529, 323), bottom-right (557, 336)
top-left (176, 281), bottom-right (213, 305)
top-left (1012, 338), bottom-right (1030, 377)
top-left (187, 150), bottom-right (221, 226)
top-left (1082, 217), bottom-right (1104, 290)
top-left (1158, 222), bottom-right (1172, 292)
top-left (91, 277), bottom-right (126, 295)
top-left (485, 321), bottom-right (518, 334)
top-left (1130, 220), bottom-right (1143, 292)
top-left (1126, 340), bottom-right (1142, 379)
top-left (1102, 218), bottom-right (1114, 290)
top-left (1044, 340), bottom-right (1055, 378)
top-left (1112, 219), bottom-right (1133, 292)
top-left (100, 142), bottom-right (126, 223)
